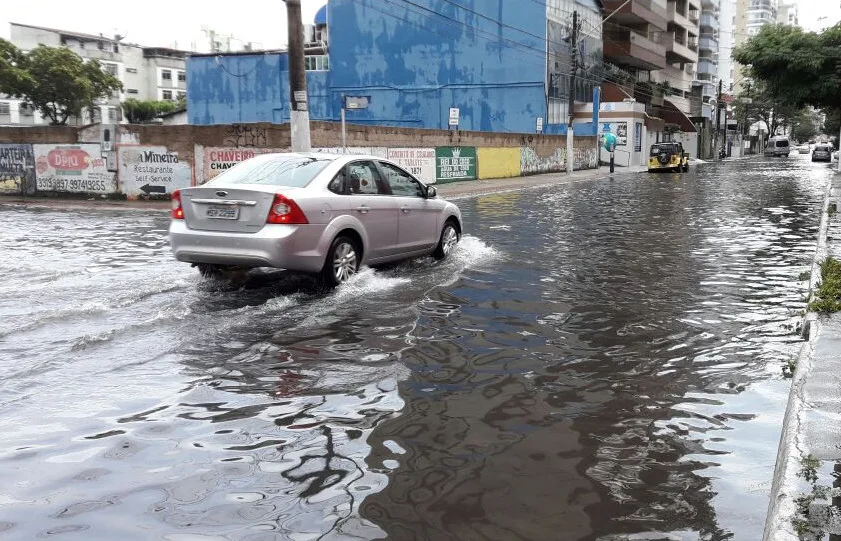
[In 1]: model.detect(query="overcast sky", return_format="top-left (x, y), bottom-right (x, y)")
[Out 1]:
top-left (0, 0), bottom-right (837, 53)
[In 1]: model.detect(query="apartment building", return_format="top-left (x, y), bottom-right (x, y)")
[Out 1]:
top-left (733, 0), bottom-right (778, 92)
top-left (0, 23), bottom-right (188, 126)
top-left (691, 0), bottom-right (720, 119)
top-left (718, 0), bottom-right (736, 92)
top-left (602, 0), bottom-right (701, 116)
top-left (777, 3), bottom-right (798, 26)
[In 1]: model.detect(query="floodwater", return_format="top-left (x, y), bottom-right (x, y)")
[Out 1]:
top-left (0, 155), bottom-right (833, 540)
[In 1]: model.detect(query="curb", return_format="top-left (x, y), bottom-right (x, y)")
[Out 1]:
top-left (763, 175), bottom-right (835, 540)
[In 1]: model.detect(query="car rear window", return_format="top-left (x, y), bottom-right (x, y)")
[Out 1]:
top-left (650, 145), bottom-right (677, 156)
top-left (207, 154), bottom-right (331, 187)
top-left (775, 140), bottom-right (789, 147)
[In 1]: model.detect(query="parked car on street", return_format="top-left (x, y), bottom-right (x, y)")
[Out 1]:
top-left (764, 136), bottom-right (791, 157)
top-left (812, 144), bottom-right (833, 162)
top-left (169, 153), bottom-right (463, 286)
top-left (648, 142), bottom-right (690, 173)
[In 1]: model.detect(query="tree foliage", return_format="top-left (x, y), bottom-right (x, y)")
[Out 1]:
top-left (0, 40), bottom-right (122, 125)
top-left (733, 23), bottom-right (841, 111)
top-left (730, 79), bottom-right (806, 135)
top-left (122, 98), bottom-right (184, 124)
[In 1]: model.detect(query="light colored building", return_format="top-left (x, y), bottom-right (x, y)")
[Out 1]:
top-left (651, 0), bottom-right (702, 116)
top-left (718, 0), bottom-right (736, 92)
top-left (733, 0), bottom-right (778, 92)
top-left (777, 2), bottom-right (798, 26)
top-left (0, 23), bottom-right (188, 126)
top-left (691, 0), bottom-right (720, 120)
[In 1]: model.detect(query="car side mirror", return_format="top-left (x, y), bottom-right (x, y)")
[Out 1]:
top-left (426, 186), bottom-right (437, 199)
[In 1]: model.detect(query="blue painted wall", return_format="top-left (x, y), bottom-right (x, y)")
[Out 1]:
top-left (187, 0), bottom-right (600, 136)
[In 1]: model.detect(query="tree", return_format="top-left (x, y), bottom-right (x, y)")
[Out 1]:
top-left (122, 98), bottom-right (183, 124)
top-left (0, 38), bottom-right (26, 96)
top-left (14, 45), bottom-right (122, 125)
top-left (733, 23), bottom-right (841, 138)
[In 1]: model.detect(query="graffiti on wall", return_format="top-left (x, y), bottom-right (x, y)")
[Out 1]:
top-left (119, 146), bottom-right (192, 197)
top-left (0, 144), bottom-right (35, 195)
top-left (572, 147), bottom-right (599, 171)
top-left (33, 144), bottom-right (116, 194)
top-left (224, 124), bottom-right (268, 148)
top-left (521, 147), bottom-right (565, 175)
top-left (387, 148), bottom-right (435, 184)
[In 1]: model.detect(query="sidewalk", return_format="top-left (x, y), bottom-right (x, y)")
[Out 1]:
top-left (0, 164), bottom-right (649, 210)
top-left (764, 174), bottom-right (841, 540)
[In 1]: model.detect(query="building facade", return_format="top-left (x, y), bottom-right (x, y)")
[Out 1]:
top-left (733, 0), bottom-right (778, 92)
top-left (0, 23), bottom-right (188, 126)
top-left (691, 0), bottom-right (720, 120)
top-left (187, 0), bottom-right (604, 135)
top-left (717, 0), bottom-right (735, 92)
top-left (777, 2), bottom-right (798, 26)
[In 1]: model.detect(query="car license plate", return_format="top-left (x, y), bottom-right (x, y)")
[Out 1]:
top-left (206, 206), bottom-right (239, 220)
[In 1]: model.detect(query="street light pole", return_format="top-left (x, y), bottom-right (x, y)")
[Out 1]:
top-left (284, 0), bottom-right (311, 152)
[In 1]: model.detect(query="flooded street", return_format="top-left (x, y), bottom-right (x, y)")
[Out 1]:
top-left (0, 156), bottom-right (833, 540)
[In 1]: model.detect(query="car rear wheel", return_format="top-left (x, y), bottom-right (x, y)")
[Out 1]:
top-left (433, 220), bottom-right (460, 260)
top-left (322, 235), bottom-right (359, 287)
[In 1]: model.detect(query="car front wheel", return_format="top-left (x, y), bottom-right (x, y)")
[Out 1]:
top-left (433, 220), bottom-right (460, 260)
top-left (322, 235), bottom-right (359, 287)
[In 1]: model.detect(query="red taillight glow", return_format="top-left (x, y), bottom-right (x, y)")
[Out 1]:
top-left (171, 189), bottom-right (184, 219)
top-left (266, 193), bottom-right (308, 224)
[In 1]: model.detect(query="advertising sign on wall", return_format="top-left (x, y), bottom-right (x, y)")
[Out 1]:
top-left (119, 146), bottom-right (192, 197)
top-left (33, 144), bottom-right (116, 194)
top-left (201, 147), bottom-right (283, 184)
top-left (435, 147), bottom-right (477, 183)
top-left (387, 148), bottom-right (436, 184)
top-left (0, 144), bottom-right (35, 195)
top-left (600, 122), bottom-right (628, 146)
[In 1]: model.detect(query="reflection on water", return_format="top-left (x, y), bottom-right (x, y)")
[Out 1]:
top-left (0, 156), bottom-right (830, 540)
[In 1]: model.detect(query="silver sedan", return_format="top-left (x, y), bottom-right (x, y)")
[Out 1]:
top-left (169, 153), bottom-right (463, 285)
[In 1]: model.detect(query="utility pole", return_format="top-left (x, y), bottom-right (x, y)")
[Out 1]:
top-left (714, 78), bottom-right (723, 160)
top-left (566, 10), bottom-right (579, 175)
top-left (284, 0), bottom-right (311, 151)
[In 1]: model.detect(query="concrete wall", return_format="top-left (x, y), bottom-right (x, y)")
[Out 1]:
top-left (0, 122), bottom-right (599, 197)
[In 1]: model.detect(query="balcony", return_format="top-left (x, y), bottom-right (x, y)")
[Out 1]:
top-left (664, 34), bottom-right (699, 63)
top-left (700, 13), bottom-right (719, 31)
top-left (604, 29), bottom-right (668, 71)
top-left (696, 59), bottom-right (716, 76)
top-left (602, 0), bottom-right (668, 31)
top-left (693, 80), bottom-right (716, 98)
top-left (689, 9), bottom-right (700, 23)
top-left (698, 36), bottom-right (717, 52)
top-left (668, 3), bottom-right (695, 30)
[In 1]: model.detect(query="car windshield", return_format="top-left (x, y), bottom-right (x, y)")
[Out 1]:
top-left (207, 154), bottom-right (331, 187)
top-left (650, 144), bottom-right (677, 156)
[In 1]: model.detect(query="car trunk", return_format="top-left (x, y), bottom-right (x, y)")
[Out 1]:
top-left (180, 185), bottom-right (280, 233)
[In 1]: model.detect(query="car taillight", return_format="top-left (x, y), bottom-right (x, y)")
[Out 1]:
top-left (171, 189), bottom-right (184, 220)
top-left (266, 193), bottom-right (308, 224)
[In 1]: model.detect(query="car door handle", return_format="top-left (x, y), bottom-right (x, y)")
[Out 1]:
top-left (355, 205), bottom-right (370, 214)
top-left (401, 205), bottom-right (411, 214)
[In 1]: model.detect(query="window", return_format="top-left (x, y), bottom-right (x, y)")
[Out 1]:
top-left (98, 41), bottom-right (104, 50)
top-left (378, 162), bottom-right (424, 197)
top-left (304, 55), bottom-right (330, 71)
top-left (113, 44), bottom-right (119, 53)
top-left (162, 90), bottom-right (173, 100)
top-left (177, 71), bottom-right (186, 82)
top-left (346, 161), bottom-right (384, 195)
top-left (328, 171), bottom-right (350, 195)
top-left (108, 108), bottom-right (118, 122)
top-left (161, 69), bottom-right (172, 80)
top-left (19, 103), bottom-right (33, 116)
top-left (126, 67), bottom-right (138, 74)
top-left (208, 155), bottom-right (331, 187)
top-left (176, 91), bottom-right (186, 100)
top-left (0, 102), bottom-right (9, 115)
top-left (127, 89), bottom-right (139, 94)
top-left (102, 62), bottom-right (118, 76)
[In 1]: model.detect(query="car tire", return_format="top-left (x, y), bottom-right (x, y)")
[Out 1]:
top-left (322, 235), bottom-right (359, 287)
top-left (433, 220), bottom-right (460, 260)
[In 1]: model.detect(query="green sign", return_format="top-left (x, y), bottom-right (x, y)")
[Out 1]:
top-left (435, 146), bottom-right (477, 183)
